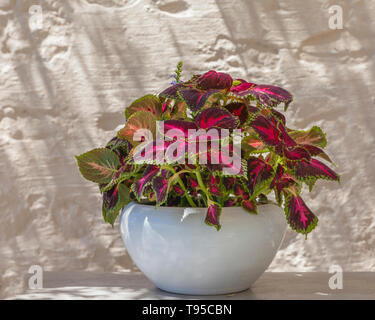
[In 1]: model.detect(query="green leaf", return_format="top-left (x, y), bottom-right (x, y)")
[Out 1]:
top-left (242, 135), bottom-right (266, 154)
top-left (170, 100), bottom-right (187, 120)
top-left (100, 167), bottom-right (138, 193)
top-left (117, 111), bottom-right (157, 146)
top-left (125, 94), bottom-right (162, 119)
top-left (288, 126), bottom-right (327, 148)
top-left (102, 183), bottom-right (130, 226)
top-left (76, 148), bottom-right (120, 184)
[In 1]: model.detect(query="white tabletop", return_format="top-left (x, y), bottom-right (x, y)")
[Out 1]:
top-left (9, 272), bottom-right (375, 300)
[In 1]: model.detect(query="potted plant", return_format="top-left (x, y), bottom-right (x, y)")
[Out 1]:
top-left (76, 62), bottom-right (339, 295)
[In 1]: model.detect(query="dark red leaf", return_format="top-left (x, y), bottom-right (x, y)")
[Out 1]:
top-left (197, 70), bottom-right (233, 90)
top-left (230, 83), bottom-right (292, 109)
top-left (102, 184), bottom-right (119, 211)
top-left (301, 144), bottom-right (333, 163)
top-left (230, 81), bottom-right (256, 93)
top-left (181, 88), bottom-right (224, 112)
top-left (205, 203), bottom-right (222, 230)
top-left (187, 177), bottom-right (199, 188)
top-left (159, 83), bottom-right (186, 100)
top-left (208, 173), bottom-right (221, 196)
top-left (284, 194), bottom-right (318, 235)
top-left (224, 199), bottom-right (237, 207)
top-left (270, 165), bottom-right (296, 204)
top-left (277, 123), bottom-right (297, 148)
top-left (173, 185), bottom-right (184, 196)
top-left (133, 165), bottom-right (159, 199)
top-left (271, 109), bottom-right (286, 125)
top-left (163, 120), bottom-right (198, 138)
top-left (223, 177), bottom-right (235, 189)
top-left (251, 115), bottom-right (281, 147)
top-left (225, 102), bottom-right (249, 124)
top-left (234, 183), bottom-right (246, 197)
top-left (152, 176), bottom-right (169, 205)
top-left (284, 146), bottom-right (311, 161)
top-left (290, 158), bottom-right (339, 182)
top-left (250, 85), bottom-right (293, 108)
top-left (241, 199), bottom-right (257, 214)
top-left (270, 164), bottom-right (284, 189)
top-left (248, 105), bottom-right (260, 116)
top-left (195, 107), bottom-right (239, 129)
top-left (247, 157), bottom-right (274, 194)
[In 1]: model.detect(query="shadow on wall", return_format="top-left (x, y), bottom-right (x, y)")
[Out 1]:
top-left (1, 0), bottom-right (375, 300)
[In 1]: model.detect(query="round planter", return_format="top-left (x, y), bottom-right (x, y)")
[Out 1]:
top-left (120, 202), bottom-right (287, 295)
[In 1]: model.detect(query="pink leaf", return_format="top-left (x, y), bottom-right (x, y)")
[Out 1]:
top-left (205, 204), bottom-right (222, 230)
top-left (230, 80), bottom-right (256, 93)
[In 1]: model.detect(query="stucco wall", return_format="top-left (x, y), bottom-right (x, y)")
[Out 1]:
top-left (1, 0), bottom-right (374, 298)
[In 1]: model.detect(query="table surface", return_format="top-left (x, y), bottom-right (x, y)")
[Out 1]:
top-left (9, 272), bottom-right (375, 300)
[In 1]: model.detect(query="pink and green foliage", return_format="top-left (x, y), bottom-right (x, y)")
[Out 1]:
top-left (76, 62), bottom-right (339, 236)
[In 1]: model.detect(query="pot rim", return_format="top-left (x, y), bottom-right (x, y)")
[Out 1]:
top-left (125, 201), bottom-right (279, 210)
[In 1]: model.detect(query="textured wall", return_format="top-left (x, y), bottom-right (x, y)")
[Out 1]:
top-left (1, 0), bottom-right (374, 298)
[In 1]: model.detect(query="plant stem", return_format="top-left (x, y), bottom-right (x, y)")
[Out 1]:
top-left (250, 184), bottom-right (270, 201)
top-left (165, 166), bottom-right (197, 207)
top-left (195, 169), bottom-right (209, 207)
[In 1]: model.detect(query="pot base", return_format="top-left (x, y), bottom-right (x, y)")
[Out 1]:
top-left (156, 284), bottom-right (251, 296)
top-left (120, 203), bottom-right (286, 296)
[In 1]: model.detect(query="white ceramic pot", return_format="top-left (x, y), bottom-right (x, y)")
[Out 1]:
top-left (120, 202), bottom-right (287, 295)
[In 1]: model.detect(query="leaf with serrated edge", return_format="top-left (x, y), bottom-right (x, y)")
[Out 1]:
top-left (76, 148), bottom-right (120, 184)
top-left (152, 176), bottom-right (169, 206)
top-left (180, 88), bottom-right (224, 113)
top-left (247, 156), bottom-right (274, 195)
top-left (251, 115), bottom-right (281, 147)
top-left (102, 183), bottom-right (130, 226)
top-left (290, 158), bottom-right (339, 182)
top-left (205, 203), bottom-right (222, 231)
top-left (284, 193), bottom-right (318, 236)
top-left (241, 199), bottom-right (257, 214)
top-left (195, 106), bottom-right (239, 129)
top-left (289, 126), bottom-right (327, 148)
top-left (125, 94), bottom-right (162, 119)
top-left (118, 111), bottom-right (157, 146)
top-left (133, 165), bottom-right (160, 200)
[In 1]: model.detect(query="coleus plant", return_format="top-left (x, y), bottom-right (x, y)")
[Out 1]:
top-left (76, 62), bottom-right (339, 237)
